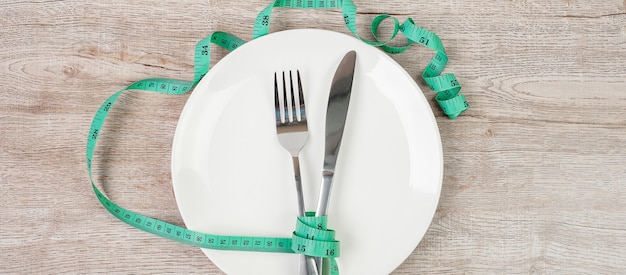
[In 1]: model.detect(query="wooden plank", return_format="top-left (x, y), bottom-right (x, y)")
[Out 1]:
top-left (1, 0), bottom-right (625, 273)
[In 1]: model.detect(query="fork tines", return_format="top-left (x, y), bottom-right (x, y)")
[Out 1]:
top-left (274, 70), bottom-right (305, 124)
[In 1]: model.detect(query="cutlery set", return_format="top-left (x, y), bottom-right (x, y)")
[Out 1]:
top-left (274, 51), bottom-right (357, 275)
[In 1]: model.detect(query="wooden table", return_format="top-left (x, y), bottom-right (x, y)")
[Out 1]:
top-left (2, 0), bottom-right (625, 273)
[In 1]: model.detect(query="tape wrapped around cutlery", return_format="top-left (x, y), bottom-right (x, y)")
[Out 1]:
top-left (87, 0), bottom-right (467, 274)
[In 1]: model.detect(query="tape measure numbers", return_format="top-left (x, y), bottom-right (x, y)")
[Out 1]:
top-left (88, 1), bottom-right (469, 274)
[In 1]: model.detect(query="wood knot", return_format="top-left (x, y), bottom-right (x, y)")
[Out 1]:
top-left (62, 65), bottom-right (78, 77)
top-left (485, 128), bottom-right (495, 137)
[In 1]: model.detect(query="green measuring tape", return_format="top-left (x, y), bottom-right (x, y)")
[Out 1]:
top-left (87, 1), bottom-right (468, 274)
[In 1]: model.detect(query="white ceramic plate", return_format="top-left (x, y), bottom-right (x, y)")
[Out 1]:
top-left (171, 29), bottom-right (442, 275)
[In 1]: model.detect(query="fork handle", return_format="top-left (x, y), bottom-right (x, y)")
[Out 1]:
top-left (292, 156), bottom-right (306, 217)
top-left (293, 156), bottom-right (319, 275)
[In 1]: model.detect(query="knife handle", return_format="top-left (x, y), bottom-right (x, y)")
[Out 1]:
top-left (315, 174), bottom-right (334, 217)
top-left (314, 173), bottom-right (334, 274)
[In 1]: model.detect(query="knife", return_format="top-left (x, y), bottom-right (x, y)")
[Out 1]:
top-left (314, 50), bottom-right (357, 274)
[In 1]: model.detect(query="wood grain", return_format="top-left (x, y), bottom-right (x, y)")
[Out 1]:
top-left (1, 0), bottom-right (625, 274)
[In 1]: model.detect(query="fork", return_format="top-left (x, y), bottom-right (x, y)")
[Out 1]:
top-left (274, 70), bottom-right (318, 275)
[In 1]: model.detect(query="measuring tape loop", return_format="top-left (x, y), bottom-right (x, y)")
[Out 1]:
top-left (371, 15), bottom-right (414, 54)
top-left (369, 14), bottom-right (403, 49)
top-left (291, 213), bottom-right (340, 258)
top-left (436, 93), bottom-right (469, 120)
top-left (290, 213), bottom-right (340, 275)
top-left (88, 1), bottom-right (469, 273)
